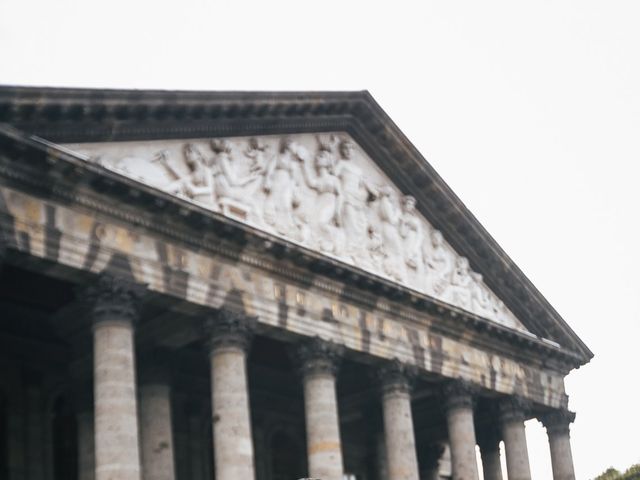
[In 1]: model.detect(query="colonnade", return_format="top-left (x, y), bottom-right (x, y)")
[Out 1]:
top-left (84, 274), bottom-right (577, 480)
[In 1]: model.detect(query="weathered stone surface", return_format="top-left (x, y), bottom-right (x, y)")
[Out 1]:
top-left (295, 338), bottom-right (344, 480)
top-left (540, 410), bottom-right (576, 480)
top-left (378, 361), bottom-right (420, 480)
top-left (443, 381), bottom-right (480, 480)
top-left (499, 398), bottom-right (532, 480)
top-left (139, 383), bottom-right (176, 480)
top-left (206, 309), bottom-right (255, 480)
top-left (92, 317), bottom-right (142, 480)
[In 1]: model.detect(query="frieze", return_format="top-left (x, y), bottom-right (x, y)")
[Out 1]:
top-left (64, 133), bottom-right (526, 332)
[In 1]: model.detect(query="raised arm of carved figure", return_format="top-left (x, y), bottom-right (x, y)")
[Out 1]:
top-left (153, 150), bottom-right (181, 180)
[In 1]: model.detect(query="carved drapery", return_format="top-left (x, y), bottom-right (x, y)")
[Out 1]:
top-left (67, 133), bottom-right (525, 331)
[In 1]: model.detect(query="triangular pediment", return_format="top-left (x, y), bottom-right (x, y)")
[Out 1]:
top-left (64, 132), bottom-right (527, 331)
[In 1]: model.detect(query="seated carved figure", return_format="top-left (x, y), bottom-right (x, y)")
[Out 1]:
top-left (448, 257), bottom-right (473, 309)
top-left (209, 139), bottom-right (261, 220)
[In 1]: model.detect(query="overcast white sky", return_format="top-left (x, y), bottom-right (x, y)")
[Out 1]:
top-left (2, 1), bottom-right (639, 478)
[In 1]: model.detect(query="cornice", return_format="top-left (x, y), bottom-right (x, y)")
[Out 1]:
top-left (0, 87), bottom-right (593, 366)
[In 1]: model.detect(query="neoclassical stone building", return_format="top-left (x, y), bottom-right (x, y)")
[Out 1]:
top-left (0, 87), bottom-right (591, 480)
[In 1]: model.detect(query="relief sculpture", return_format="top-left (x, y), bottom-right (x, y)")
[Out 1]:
top-left (69, 133), bottom-right (525, 330)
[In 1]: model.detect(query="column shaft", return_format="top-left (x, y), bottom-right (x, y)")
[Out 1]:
top-left (93, 320), bottom-right (141, 480)
top-left (297, 339), bottom-right (344, 480)
top-left (88, 274), bottom-right (144, 480)
top-left (77, 411), bottom-right (95, 480)
top-left (379, 363), bottom-right (419, 480)
top-left (548, 432), bottom-right (575, 480)
top-left (206, 309), bottom-right (256, 480)
top-left (446, 408), bottom-right (479, 480)
top-left (500, 399), bottom-right (531, 480)
top-left (541, 410), bottom-right (576, 480)
top-left (303, 373), bottom-right (343, 480)
top-left (140, 384), bottom-right (176, 480)
top-left (210, 345), bottom-right (254, 480)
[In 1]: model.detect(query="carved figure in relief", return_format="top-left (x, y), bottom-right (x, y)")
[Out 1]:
top-left (333, 137), bottom-right (376, 264)
top-left (298, 136), bottom-right (344, 254)
top-left (448, 257), bottom-right (473, 308)
top-left (399, 195), bottom-right (425, 286)
top-left (423, 230), bottom-right (453, 295)
top-left (155, 146), bottom-right (215, 205)
top-left (261, 137), bottom-right (307, 241)
top-left (470, 271), bottom-right (492, 315)
top-left (244, 137), bottom-right (271, 175)
top-left (207, 139), bottom-right (261, 218)
top-left (376, 186), bottom-right (406, 282)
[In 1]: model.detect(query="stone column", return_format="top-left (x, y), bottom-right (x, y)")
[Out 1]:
top-left (139, 351), bottom-right (176, 480)
top-left (87, 274), bottom-right (143, 480)
top-left (477, 428), bottom-right (503, 480)
top-left (205, 309), bottom-right (256, 480)
top-left (378, 361), bottom-right (420, 480)
top-left (499, 398), bottom-right (532, 480)
top-left (443, 381), bottom-right (479, 480)
top-left (420, 444), bottom-right (445, 480)
top-left (540, 410), bottom-right (576, 480)
top-left (296, 337), bottom-right (344, 480)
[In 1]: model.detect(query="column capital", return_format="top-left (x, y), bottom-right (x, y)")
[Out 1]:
top-left (539, 409), bottom-right (575, 437)
top-left (442, 380), bottom-right (477, 411)
top-left (377, 359), bottom-right (416, 396)
top-left (84, 273), bottom-right (144, 326)
top-left (499, 396), bottom-right (531, 424)
top-left (205, 307), bottom-right (256, 352)
top-left (294, 336), bottom-right (343, 377)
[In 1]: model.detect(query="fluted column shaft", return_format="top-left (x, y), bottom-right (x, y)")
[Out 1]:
top-left (296, 338), bottom-right (344, 480)
top-left (541, 410), bottom-right (576, 480)
top-left (139, 359), bottom-right (176, 480)
top-left (499, 399), bottom-right (531, 480)
top-left (206, 310), bottom-right (256, 480)
top-left (379, 362), bottom-right (420, 480)
top-left (443, 382), bottom-right (479, 480)
top-left (88, 275), bottom-right (143, 480)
